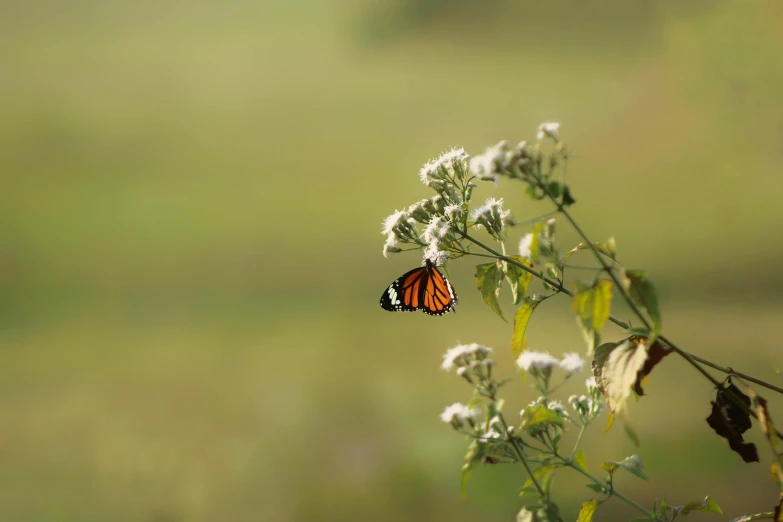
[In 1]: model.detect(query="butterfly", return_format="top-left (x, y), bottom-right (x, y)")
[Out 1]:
top-left (379, 260), bottom-right (458, 316)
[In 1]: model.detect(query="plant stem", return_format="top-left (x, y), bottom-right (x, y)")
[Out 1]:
top-left (570, 424), bottom-right (587, 460)
top-left (552, 203), bottom-right (783, 436)
top-left (462, 228), bottom-right (783, 436)
top-left (495, 411), bottom-right (547, 497)
top-left (560, 457), bottom-right (652, 517)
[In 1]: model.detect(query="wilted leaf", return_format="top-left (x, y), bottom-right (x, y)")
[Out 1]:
top-left (680, 496), bottom-right (723, 515)
top-left (751, 389), bottom-right (782, 456)
top-left (577, 499), bottom-right (598, 522)
top-left (475, 262), bottom-right (505, 321)
top-left (504, 255), bottom-right (534, 305)
top-left (620, 269), bottom-right (662, 337)
top-left (522, 405), bottom-right (564, 429)
top-left (593, 339), bottom-right (648, 415)
top-left (706, 382), bottom-right (758, 463)
top-left (631, 337), bottom-right (672, 396)
top-left (512, 297), bottom-right (542, 359)
top-left (573, 450), bottom-right (588, 473)
top-left (572, 279), bottom-right (613, 333)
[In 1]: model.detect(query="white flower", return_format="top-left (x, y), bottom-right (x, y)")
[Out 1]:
top-left (469, 141), bottom-right (508, 178)
top-left (559, 352), bottom-right (584, 373)
top-left (471, 197), bottom-right (504, 221)
top-left (423, 242), bottom-right (449, 266)
top-left (537, 122), bottom-right (561, 142)
top-left (585, 376), bottom-right (597, 391)
top-left (419, 160), bottom-right (436, 184)
top-left (568, 395), bottom-right (593, 415)
top-left (442, 343), bottom-right (493, 371)
top-left (547, 400), bottom-right (564, 413)
top-left (420, 147), bottom-right (469, 184)
top-left (516, 351), bottom-right (559, 371)
top-left (382, 234), bottom-right (399, 258)
top-left (440, 402), bottom-right (479, 425)
top-left (441, 345), bottom-right (470, 371)
top-left (478, 416), bottom-right (503, 441)
top-left (422, 216), bottom-right (450, 244)
top-left (382, 210), bottom-right (406, 236)
top-left (519, 233), bottom-right (534, 259)
top-left (444, 203), bottom-right (462, 220)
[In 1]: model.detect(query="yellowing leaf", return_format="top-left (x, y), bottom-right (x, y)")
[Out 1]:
top-left (503, 255), bottom-right (534, 305)
top-left (572, 279), bottom-right (613, 333)
top-left (475, 262), bottom-right (505, 321)
top-left (603, 411), bottom-right (616, 434)
top-left (522, 404), bottom-right (564, 429)
top-left (512, 297), bottom-right (541, 359)
top-left (577, 499), bottom-right (598, 522)
top-left (681, 496), bottom-right (723, 515)
top-left (594, 339), bottom-right (648, 414)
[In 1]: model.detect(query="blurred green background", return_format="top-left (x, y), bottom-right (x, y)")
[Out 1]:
top-left (1, 0), bottom-right (782, 520)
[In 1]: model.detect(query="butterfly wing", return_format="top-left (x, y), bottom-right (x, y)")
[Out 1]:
top-left (420, 265), bottom-right (458, 316)
top-left (379, 266), bottom-right (428, 312)
top-left (380, 263), bottom-right (457, 316)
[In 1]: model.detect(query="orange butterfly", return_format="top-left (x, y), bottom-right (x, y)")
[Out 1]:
top-left (380, 260), bottom-right (458, 316)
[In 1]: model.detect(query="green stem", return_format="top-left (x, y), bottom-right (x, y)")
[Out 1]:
top-left (561, 458), bottom-right (652, 517)
top-left (495, 412), bottom-right (545, 495)
top-left (570, 424), bottom-right (587, 460)
top-left (463, 225), bottom-right (783, 436)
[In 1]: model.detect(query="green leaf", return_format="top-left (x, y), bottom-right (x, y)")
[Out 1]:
top-left (503, 255), bottom-right (534, 305)
top-left (475, 262), bottom-right (505, 321)
top-left (460, 441), bottom-right (484, 500)
top-left (512, 297), bottom-right (542, 359)
top-left (547, 181), bottom-right (563, 198)
top-left (520, 464), bottom-right (559, 496)
top-left (586, 483), bottom-right (605, 493)
top-left (603, 454), bottom-right (649, 481)
top-left (522, 405), bottom-right (564, 429)
top-left (620, 269), bottom-right (662, 337)
top-left (573, 450), bottom-right (589, 473)
top-left (562, 185), bottom-right (576, 206)
top-left (624, 422), bottom-right (641, 447)
top-left (572, 279), bottom-right (613, 333)
top-left (562, 238), bottom-right (616, 266)
top-left (577, 499), bottom-right (598, 522)
top-left (680, 496), bottom-right (723, 515)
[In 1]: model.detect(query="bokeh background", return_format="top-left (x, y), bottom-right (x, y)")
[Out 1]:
top-left (2, 0), bottom-right (783, 520)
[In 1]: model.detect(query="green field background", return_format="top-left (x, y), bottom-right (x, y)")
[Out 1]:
top-left (1, 1), bottom-right (783, 520)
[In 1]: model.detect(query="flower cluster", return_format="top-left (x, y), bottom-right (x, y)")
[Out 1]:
top-left (516, 351), bottom-right (584, 377)
top-left (568, 377), bottom-right (603, 422)
top-left (440, 402), bottom-right (480, 429)
top-left (471, 197), bottom-right (512, 240)
top-left (442, 343), bottom-right (494, 382)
